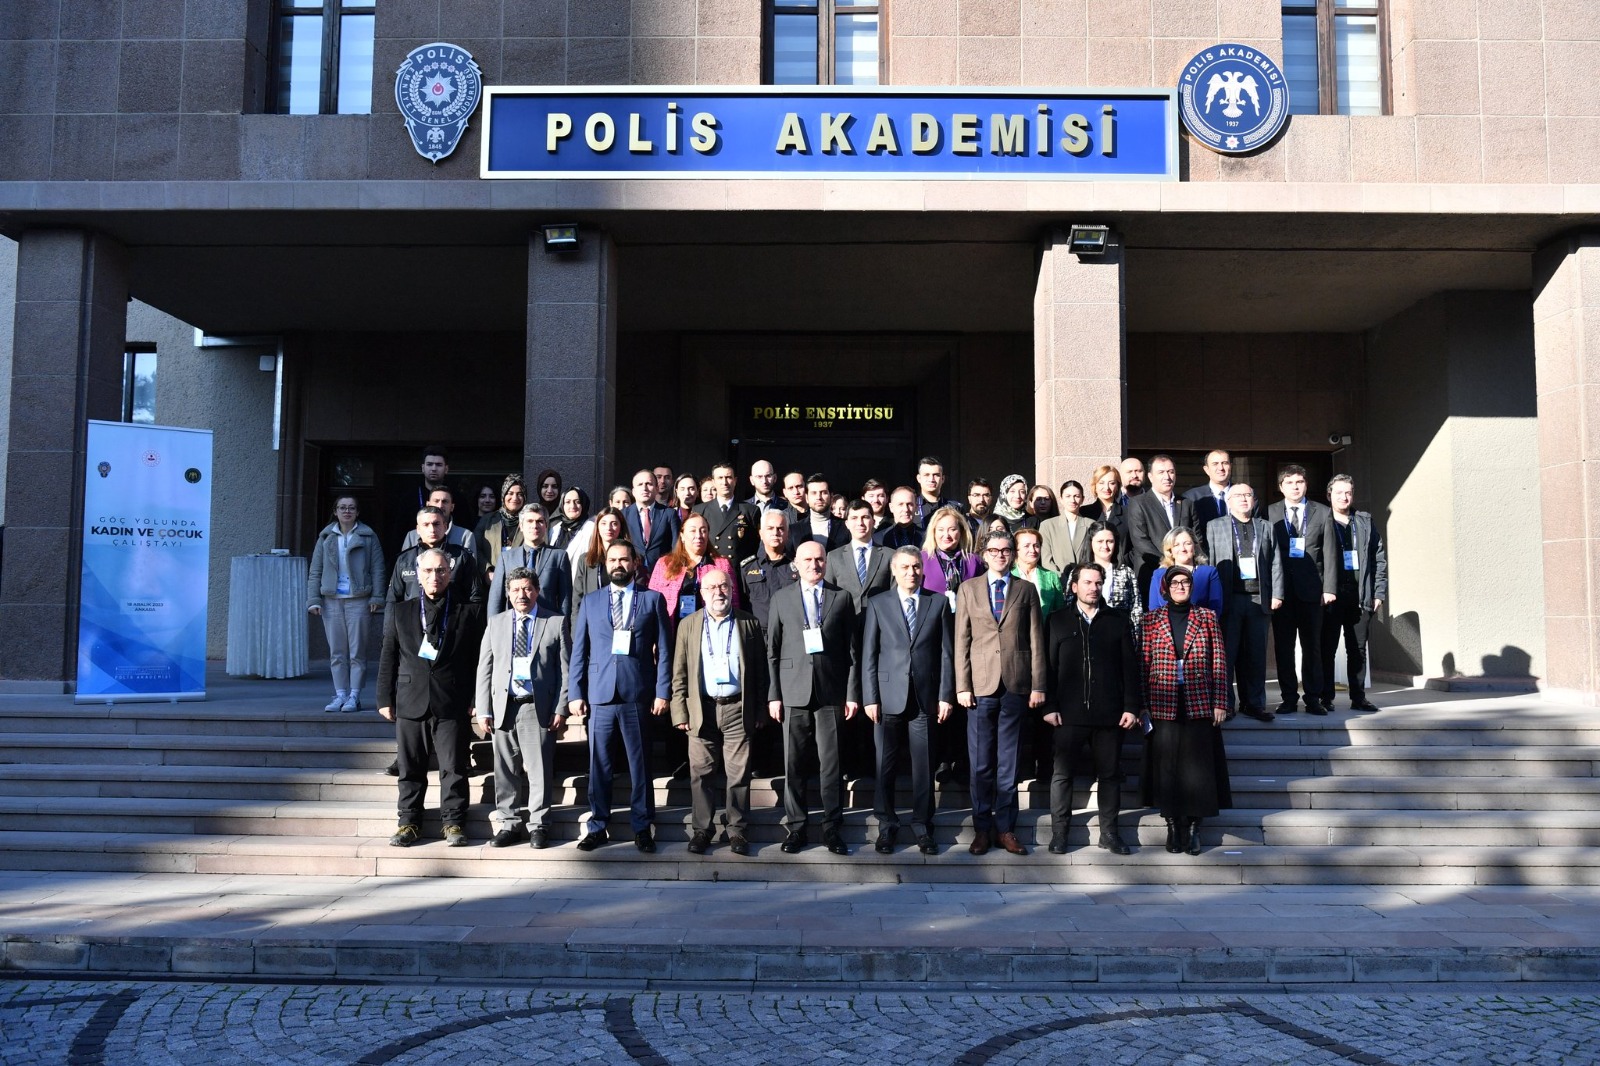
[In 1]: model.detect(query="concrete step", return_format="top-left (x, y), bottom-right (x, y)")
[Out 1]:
top-left (1, 831), bottom-right (1597, 885)
top-left (3, 792), bottom-right (1595, 848)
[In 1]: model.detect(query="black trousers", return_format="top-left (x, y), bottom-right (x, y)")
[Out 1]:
top-left (1271, 594), bottom-right (1324, 706)
top-left (396, 710), bottom-right (469, 826)
top-left (1319, 593), bottom-right (1371, 703)
top-left (1050, 723), bottom-right (1124, 832)
top-left (874, 700), bottom-right (936, 834)
top-left (782, 703), bottom-right (843, 833)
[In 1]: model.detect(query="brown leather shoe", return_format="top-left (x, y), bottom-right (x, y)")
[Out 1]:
top-left (969, 831), bottom-right (991, 855)
top-left (998, 832), bottom-right (1027, 856)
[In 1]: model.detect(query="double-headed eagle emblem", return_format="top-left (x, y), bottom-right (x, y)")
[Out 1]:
top-left (1203, 70), bottom-right (1261, 119)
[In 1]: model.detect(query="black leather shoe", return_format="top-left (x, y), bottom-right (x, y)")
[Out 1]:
top-left (529, 827), bottom-right (548, 849)
top-left (1306, 701), bottom-right (1329, 716)
top-left (1351, 699), bottom-right (1379, 712)
top-left (575, 829), bottom-right (609, 852)
top-left (874, 828), bottom-right (896, 854)
top-left (1047, 834), bottom-right (1068, 855)
top-left (1164, 818), bottom-right (1180, 853)
top-left (1185, 819), bottom-right (1203, 855)
top-left (780, 831), bottom-right (807, 854)
top-left (1239, 707), bottom-right (1275, 722)
top-left (1097, 830), bottom-right (1131, 855)
top-left (823, 829), bottom-right (849, 855)
top-left (383, 760), bottom-right (399, 777)
top-left (634, 829), bottom-right (656, 853)
top-left (917, 834), bottom-right (937, 855)
top-left (728, 833), bottom-right (749, 856)
top-left (687, 829), bottom-right (712, 854)
top-left (490, 827), bottom-right (526, 848)
top-left (1274, 701), bottom-right (1299, 715)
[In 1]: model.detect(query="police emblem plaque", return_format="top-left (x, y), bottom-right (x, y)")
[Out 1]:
top-left (1177, 44), bottom-right (1289, 154)
top-left (395, 42), bottom-right (483, 163)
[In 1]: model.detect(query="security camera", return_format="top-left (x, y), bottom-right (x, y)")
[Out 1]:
top-left (1328, 432), bottom-right (1352, 446)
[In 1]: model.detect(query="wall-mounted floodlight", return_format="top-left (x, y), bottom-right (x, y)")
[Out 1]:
top-left (1066, 224), bottom-right (1111, 257)
top-left (541, 223), bottom-right (580, 253)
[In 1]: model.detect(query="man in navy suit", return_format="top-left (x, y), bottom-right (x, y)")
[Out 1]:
top-left (623, 468), bottom-right (680, 573)
top-left (1266, 464), bottom-right (1340, 716)
top-left (376, 547), bottom-right (486, 848)
top-left (862, 547), bottom-right (954, 855)
top-left (568, 540), bottom-right (673, 853)
top-left (1186, 449), bottom-right (1239, 550)
top-left (788, 473), bottom-right (850, 552)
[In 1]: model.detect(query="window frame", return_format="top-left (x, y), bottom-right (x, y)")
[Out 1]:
top-left (270, 0), bottom-right (377, 116)
top-left (1282, 0), bottom-right (1389, 116)
top-left (763, 0), bottom-right (888, 86)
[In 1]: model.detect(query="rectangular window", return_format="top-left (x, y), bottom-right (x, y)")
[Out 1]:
top-left (766, 0), bottom-right (881, 85)
top-left (123, 346), bottom-right (157, 425)
top-left (1282, 0), bottom-right (1384, 115)
top-left (272, 0), bottom-right (375, 115)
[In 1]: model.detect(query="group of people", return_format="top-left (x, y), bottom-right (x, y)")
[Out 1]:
top-left (304, 447), bottom-right (1388, 858)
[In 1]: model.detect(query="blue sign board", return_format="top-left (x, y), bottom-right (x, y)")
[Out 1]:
top-left (481, 87), bottom-right (1176, 180)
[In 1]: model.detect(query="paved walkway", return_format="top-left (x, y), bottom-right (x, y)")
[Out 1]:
top-left (4, 871), bottom-right (1600, 986)
top-left (1, 979), bottom-right (1596, 1065)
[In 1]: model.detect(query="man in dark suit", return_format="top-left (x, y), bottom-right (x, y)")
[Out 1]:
top-left (788, 473), bottom-right (850, 552)
top-left (879, 486), bottom-right (924, 550)
top-left (954, 529), bottom-right (1047, 857)
top-left (766, 540), bottom-right (860, 854)
top-left (669, 567), bottom-right (769, 856)
top-left (862, 547), bottom-right (954, 855)
top-left (1319, 474), bottom-right (1387, 713)
top-left (568, 540), bottom-right (673, 853)
top-left (474, 567), bottom-right (568, 849)
top-left (827, 500), bottom-right (893, 613)
top-left (1206, 484), bottom-right (1284, 722)
top-left (623, 468), bottom-right (680, 573)
top-left (1127, 454), bottom-right (1195, 596)
top-left (694, 461), bottom-right (761, 564)
top-left (1185, 449), bottom-right (1242, 549)
top-left (1041, 563), bottom-right (1141, 855)
top-left (486, 504), bottom-right (571, 618)
top-left (1266, 463), bottom-right (1340, 716)
top-left (376, 547), bottom-right (487, 848)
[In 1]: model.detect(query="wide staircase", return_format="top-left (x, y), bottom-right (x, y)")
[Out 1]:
top-left (1, 677), bottom-right (1597, 886)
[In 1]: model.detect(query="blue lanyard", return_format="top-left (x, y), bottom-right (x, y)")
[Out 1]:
top-left (703, 614), bottom-right (735, 661)
top-left (420, 590), bottom-right (449, 641)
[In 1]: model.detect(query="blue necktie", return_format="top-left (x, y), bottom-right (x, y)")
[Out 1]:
top-left (992, 579), bottom-right (1005, 622)
top-left (904, 595), bottom-right (917, 636)
top-left (856, 546), bottom-right (868, 585)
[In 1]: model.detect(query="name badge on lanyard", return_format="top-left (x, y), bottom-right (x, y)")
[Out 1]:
top-left (511, 655), bottom-right (533, 683)
top-left (1288, 536), bottom-right (1306, 558)
top-left (1343, 549), bottom-right (1358, 571)
top-left (803, 627), bottom-right (825, 655)
top-left (612, 594), bottom-right (635, 655)
top-left (1238, 556), bottom-right (1258, 581)
top-left (418, 593), bottom-right (447, 661)
top-left (418, 638), bottom-right (439, 661)
top-left (707, 620), bottom-right (736, 686)
top-left (679, 593), bottom-right (697, 618)
top-left (336, 574), bottom-right (352, 595)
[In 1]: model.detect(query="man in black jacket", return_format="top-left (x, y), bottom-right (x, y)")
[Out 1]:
top-left (377, 547), bottom-right (487, 848)
top-left (1042, 563), bottom-right (1141, 855)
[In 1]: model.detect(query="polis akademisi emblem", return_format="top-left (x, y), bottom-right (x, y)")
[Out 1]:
top-left (1177, 44), bottom-right (1289, 155)
top-left (395, 42), bottom-right (483, 163)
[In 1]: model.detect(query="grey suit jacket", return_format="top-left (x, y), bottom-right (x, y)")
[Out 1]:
top-left (474, 606), bottom-right (569, 726)
top-left (1205, 515), bottom-right (1284, 613)
top-left (826, 542), bottom-right (894, 613)
top-left (1335, 510), bottom-right (1388, 610)
top-left (861, 588), bottom-right (955, 716)
top-left (1037, 514), bottom-right (1093, 574)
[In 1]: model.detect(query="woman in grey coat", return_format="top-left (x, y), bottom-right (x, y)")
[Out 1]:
top-left (306, 495), bottom-right (386, 711)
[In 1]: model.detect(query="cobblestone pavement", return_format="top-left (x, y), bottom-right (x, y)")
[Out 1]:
top-left (1, 980), bottom-right (1596, 1066)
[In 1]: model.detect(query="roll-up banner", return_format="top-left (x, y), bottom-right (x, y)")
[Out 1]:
top-left (75, 421), bottom-right (212, 702)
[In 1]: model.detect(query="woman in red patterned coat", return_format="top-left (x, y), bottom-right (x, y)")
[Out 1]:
top-left (1138, 566), bottom-right (1233, 855)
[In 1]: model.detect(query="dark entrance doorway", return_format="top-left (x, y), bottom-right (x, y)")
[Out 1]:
top-left (730, 387), bottom-right (917, 498)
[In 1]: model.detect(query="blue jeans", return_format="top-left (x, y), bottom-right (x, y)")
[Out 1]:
top-left (967, 687), bottom-right (1027, 834)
